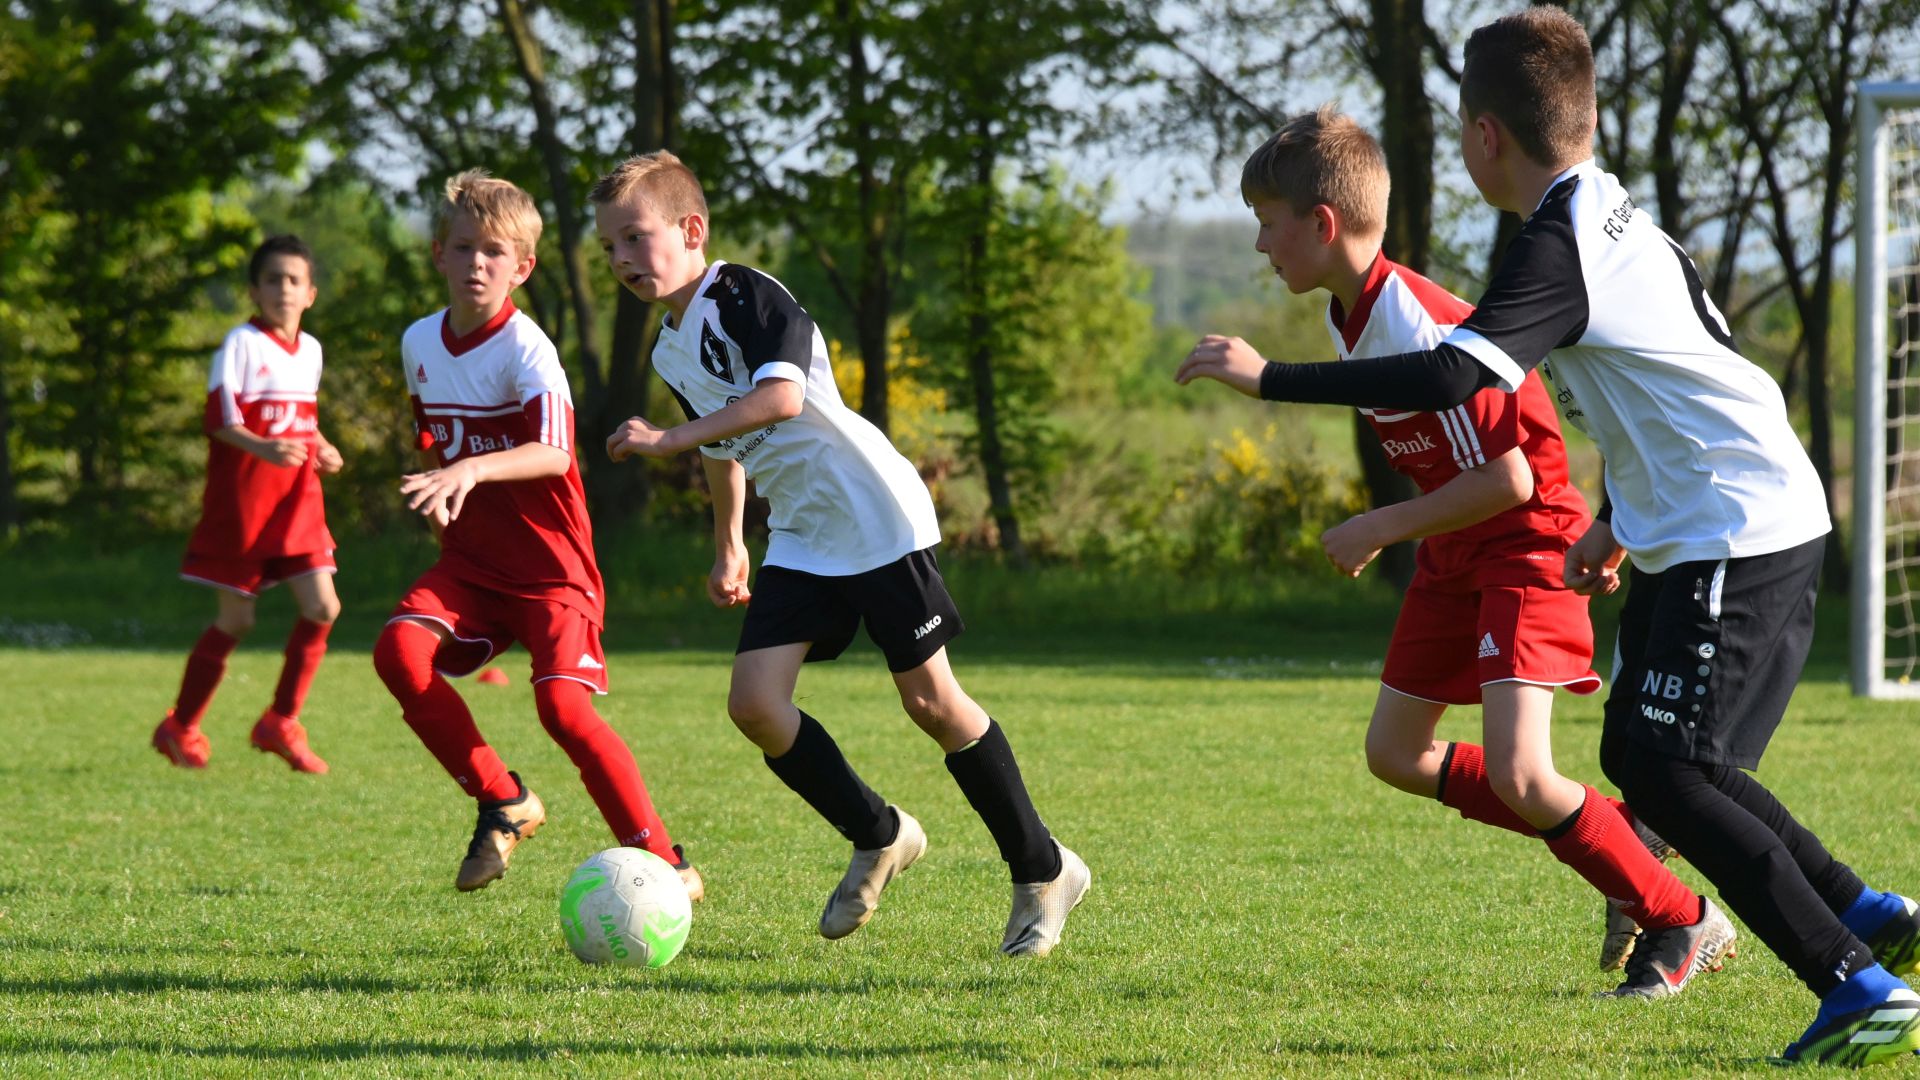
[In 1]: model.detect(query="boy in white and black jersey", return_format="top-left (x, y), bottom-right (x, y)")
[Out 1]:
top-left (590, 151), bottom-right (1089, 957)
top-left (1179, 7), bottom-right (1919, 1065)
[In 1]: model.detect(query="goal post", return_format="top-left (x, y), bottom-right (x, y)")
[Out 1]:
top-left (1853, 81), bottom-right (1920, 699)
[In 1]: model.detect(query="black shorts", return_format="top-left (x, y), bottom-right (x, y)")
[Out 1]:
top-left (1602, 536), bottom-right (1823, 769)
top-left (738, 548), bottom-right (964, 673)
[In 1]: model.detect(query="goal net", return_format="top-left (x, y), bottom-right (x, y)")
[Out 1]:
top-left (1854, 82), bottom-right (1920, 699)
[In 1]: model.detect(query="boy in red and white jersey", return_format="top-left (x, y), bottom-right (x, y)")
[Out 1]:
top-left (372, 169), bottom-right (699, 900)
top-left (1177, 108), bottom-right (1729, 994)
top-left (154, 235), bottom-right (340, 775)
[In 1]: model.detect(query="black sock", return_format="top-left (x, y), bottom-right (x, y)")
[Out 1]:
top-left (764, 711), bottom-right (895, 850)
top-left (944, 719), bottom-right (1060, 883)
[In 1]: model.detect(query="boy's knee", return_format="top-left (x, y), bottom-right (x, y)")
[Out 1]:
top-left (727, 688), bottom-right (783, 735)
top-left (373, 624), bottom-right (433, 695)
top-left (300, 597), bottom-right (341, 625)
top-left (215, 609), bottom-right (257, 638)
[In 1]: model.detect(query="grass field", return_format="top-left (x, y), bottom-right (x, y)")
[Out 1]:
top-left (2, 537), bottom-right (1917, 1077)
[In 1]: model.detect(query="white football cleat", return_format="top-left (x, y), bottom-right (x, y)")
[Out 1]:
top-left (1000, 842), bottom-right (1090, 957)
top-left (819, 807), bottom-right (927, 940)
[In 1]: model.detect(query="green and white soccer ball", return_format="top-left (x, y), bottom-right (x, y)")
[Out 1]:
top-left (558, 847), bottom-right (692, 968)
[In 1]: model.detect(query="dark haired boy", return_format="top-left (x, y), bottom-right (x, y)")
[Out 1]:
top-left (156, 234), bottom-right (339, 774)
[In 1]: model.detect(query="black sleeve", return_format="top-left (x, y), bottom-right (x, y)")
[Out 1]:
top-left (710, 266), bottom-right (816, 381)
top-left (1450, 184), bottom-right (1591, 380)
top-left (1255, 344), bottom-right (1501, 411)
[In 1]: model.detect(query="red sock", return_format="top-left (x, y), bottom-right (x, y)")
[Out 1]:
top-left (172, 626), bottom-right (239, 727)
top-left (373, 621), bottom-right (515, 801)
top-left (270, 618), bottom-right (332, 718)
top-left (534, 679), bottom-right (677, 862)
top-left (1544, 786), bottom-right (1700, 931)
top-left (1437, 742), bottom-right (1538, 836)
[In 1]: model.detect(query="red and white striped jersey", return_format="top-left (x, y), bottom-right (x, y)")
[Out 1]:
top-left (400, 301), bottom-right (603, 622)
top-left (1328, 256), bottom-right (1589, 583)
top-left (187, 318), bottom-right (333, 560)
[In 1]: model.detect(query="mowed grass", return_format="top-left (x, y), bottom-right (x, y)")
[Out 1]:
top-left (2, 543), bottom-right (1918, 1077)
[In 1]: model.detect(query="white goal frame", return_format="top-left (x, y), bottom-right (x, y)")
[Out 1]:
top-left (1853, 80), bottom-right (1920, 699)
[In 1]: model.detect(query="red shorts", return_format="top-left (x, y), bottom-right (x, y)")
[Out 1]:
top-left (181, 550), bottom-right (336, 598)
top-left (1380, 577), bottom-right (1600, 706)
top-left (388, 565), bottom-right (608, 693)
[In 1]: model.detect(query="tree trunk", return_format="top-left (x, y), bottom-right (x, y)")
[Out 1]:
top-left (0, 342), bottom-right (15, 534)
top-left (840, 0), bottom-right (894, 435)
top-left (1355, 0), bottom-right (1431, 589)
top-left (964, 123), bottom-right (1024, 565)
top-left (497, 0), bottom-right (612, 496)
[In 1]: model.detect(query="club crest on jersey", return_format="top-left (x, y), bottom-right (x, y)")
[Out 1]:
top-left (699, 323), bottom-right (733, 383)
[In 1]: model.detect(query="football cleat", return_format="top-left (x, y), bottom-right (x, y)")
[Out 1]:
top-left (1863, 895), bottom-right (1920, 979)
top-left (1601, 897), bottom-right (1737, 999)
top-left (249, 710), bottom-right (328, 774)
top-left (455, 774), bottom-right (546, 891)
top-left (1599, 816), bottom-right (1680, 971)
top-left (152, 711), bottom-right (211, 769)
top-left (1001, 842), bottom-right (1091, 958)
top-left (671, 844), bottom-right (705, 903)
top-left (819, 807), bottom-right (926, 940)
top-left (1778, 983), bottom-right (1920, 1067)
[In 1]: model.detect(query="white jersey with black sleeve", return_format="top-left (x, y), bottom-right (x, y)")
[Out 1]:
top-left (1440, 160), bottom-right (1829, 572)
top-left (651, 260), bottom-right (940, 576)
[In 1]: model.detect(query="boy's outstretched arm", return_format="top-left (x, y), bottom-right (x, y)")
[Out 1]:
top-left (400, 442), bottom-right (569, 526)
top-left (701, 454), bottom-right (751, 608)
top-left (606, 378), bottom-right (804, 461)
top-left (1320, 446), bottom-right (1534, 577)
top-left (1176, 335), bottom-right (1498, 413)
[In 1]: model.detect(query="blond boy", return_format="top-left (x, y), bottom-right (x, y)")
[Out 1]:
top-left (371, 169), bottom-right (699, 899)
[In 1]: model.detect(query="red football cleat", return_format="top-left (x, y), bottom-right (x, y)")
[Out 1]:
top-left (152, 711), bottom-right (211, 768)
top-left (250, 710), bottom-right (329, 774)
top-left (476, 667), bottom-right (509, 686)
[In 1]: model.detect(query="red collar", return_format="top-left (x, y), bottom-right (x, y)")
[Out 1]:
top-left (1328, 253), bottom-right (1394, 353)
top-left (248, 317), bottom-right (301, 356)
top-left (441, 300), bottom-right (518, 357)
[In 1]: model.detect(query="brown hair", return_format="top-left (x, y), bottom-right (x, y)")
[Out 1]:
top-left (1239, 106), bottom-right (1389, 236)
top-left (1460, 7), bottom-right (1596, 167)
top-left (587, 151), bottom-right (709, 224)
top-left (432, 169), bottom-right (543, 258)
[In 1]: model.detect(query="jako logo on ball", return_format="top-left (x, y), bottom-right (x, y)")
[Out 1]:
top-left (558, 848), bottom-right (691, 969)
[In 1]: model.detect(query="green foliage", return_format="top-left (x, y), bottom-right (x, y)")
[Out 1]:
top-left (0, 0), bottom-right (307, 534)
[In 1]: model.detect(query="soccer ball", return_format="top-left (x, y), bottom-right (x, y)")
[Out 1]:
top-left (558, 847), bottom-right (692, 968)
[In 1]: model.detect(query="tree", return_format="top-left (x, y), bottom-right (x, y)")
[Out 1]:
top-left (0, 0), bottom-right (306, 533)
top-left (903, 0), bottom-right (1149, 563)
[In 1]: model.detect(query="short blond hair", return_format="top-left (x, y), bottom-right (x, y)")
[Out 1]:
top-left (1239, 106), bottom-right (1389, 237)
top-left (587, 151), bottom-right (709, 223)
top-left (433, 169), bottom-right (543, 258)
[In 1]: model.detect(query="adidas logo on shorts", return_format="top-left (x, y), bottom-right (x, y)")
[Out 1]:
top-left (1477, 632), bottom-right (1500, 659)
top-left (576, 653), bottom-right (603, 670)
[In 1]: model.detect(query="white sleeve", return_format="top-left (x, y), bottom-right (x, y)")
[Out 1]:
top-left (514, 339), bottom-right (575, 453)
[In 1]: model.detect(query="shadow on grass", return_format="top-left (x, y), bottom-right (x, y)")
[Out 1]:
top-left (0, 967), bottom-right (1020, 999)
top-left (0, 1034), bottom-right (1014, 1065)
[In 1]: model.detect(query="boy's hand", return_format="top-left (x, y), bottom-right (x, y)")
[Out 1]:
top-left (314, 441), bottom-right (344, 475)
top-left (708, 545), bottom-right (752, 608)
top-left (1564, 519), bottom-right (1626, 596)
top-left (1321, 513), bottom-right (1385, 578)
top-left (259, 439), bottom-right (310, 468)
top-left (400, 459), bottom-right (480, 527)
top-left (607, 417), bottom-right (675, 462)
top-left (1175, 335), bottom-right (1267, 397)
